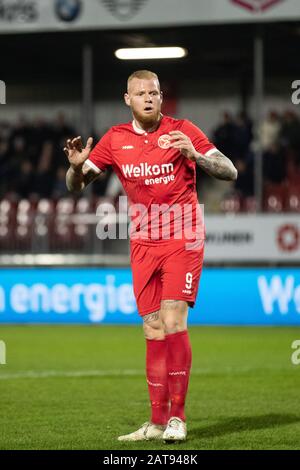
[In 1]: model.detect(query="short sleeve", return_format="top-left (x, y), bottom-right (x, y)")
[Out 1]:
top-left (85, 129), bottom-right (113, 173)
top-left (181, 119), bottom-right (217, 156)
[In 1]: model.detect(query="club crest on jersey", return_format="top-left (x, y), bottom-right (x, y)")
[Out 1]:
top-left (158, 134), bottom-right (171, 149)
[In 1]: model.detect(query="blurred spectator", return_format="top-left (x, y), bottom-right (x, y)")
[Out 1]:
top-left (33, 141), bottom-right (54, 198)
top-left (281, 110), bottom-right (300, 164)
top-left (213, 111), bottom-right (237, 158)
top-left (259, 110), bottom-right (281, 151)
top-left (0, 110), bottom-right (299, 212)
top-left (14, 160), bottom-right (35, 198)
top-left (0, 114), bottom-right (78, 199)
top-left (263, 143), bottom-right (286, 184)
top-left (234, 111), bottom-right (253, 159)
top-left (51, 112), bottom-right (76, 172)
top-left (2, 134), bottom-right (29, 195)
top-left (52, 166), bottom-right (69, 199)
top-left (234, 150), bottom-right (254, 197)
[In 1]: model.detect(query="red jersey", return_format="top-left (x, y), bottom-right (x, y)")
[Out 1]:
top-left (86, 115), bottom-right (217, 245)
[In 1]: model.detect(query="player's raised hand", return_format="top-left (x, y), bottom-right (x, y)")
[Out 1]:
top-left (169, 131), bottom-right (197, 161)
top-left (64, 136), bottom-right (93, 171)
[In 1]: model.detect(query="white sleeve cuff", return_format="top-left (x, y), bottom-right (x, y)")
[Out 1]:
top-left (205, 148), bottom-right (219, 157)
top-left (85, 159), bottom-right (102, 174)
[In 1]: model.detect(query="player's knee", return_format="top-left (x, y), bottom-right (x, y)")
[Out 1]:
top-left (162, 316), bottom-right (187, 335)
top-left (143, 321), bottom-right (165, 340)
top-left (160, 300), bottom-right (188, 335)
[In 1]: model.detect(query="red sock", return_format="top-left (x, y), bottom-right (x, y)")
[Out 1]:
top-left (166, 330), bottom-right (192, 422)
top-left (146, 338), bottom-right (169, 425)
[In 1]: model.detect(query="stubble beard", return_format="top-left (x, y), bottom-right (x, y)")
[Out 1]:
top-left (133, 108), bottom-right (162, 130)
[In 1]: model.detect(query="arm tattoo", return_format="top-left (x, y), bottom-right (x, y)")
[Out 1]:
top-left (195, 150), bottom-right (238, 181)
top-left (66, 164), bottom-right (101, 193)
top-left (143, 311), bottom-right (160, 323)
top-left (66, 166), bottom-right (84, 193)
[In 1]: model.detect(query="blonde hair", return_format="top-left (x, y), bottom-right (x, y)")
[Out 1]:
top-left (127, 70), bottom-right (159, 91)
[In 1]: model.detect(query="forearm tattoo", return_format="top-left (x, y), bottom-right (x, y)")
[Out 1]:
top-left (195, 150), bottom-right (238, 181)
top-left (66, 167), bottom-right (84, 193)
top-left (66, 166), bottom-right (100, 193)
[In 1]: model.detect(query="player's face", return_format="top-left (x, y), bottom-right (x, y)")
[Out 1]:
top-left (125, 78), bottom-right (162, 126)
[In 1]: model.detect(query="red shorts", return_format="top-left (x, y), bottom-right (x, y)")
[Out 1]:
top-left (130, 240), bottom-right (204, 316)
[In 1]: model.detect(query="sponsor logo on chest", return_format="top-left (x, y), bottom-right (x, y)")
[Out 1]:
top-left (121, 162), bottom-right (174, 178)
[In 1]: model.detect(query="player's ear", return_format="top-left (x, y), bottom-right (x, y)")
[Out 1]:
top-left (160, 91), bottom-right (163, 103)
top-left (124, 93), bottom-right (130, 107)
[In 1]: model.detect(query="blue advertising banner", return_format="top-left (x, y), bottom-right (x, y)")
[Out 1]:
top-left (0, 268), bottom-right (300, 325)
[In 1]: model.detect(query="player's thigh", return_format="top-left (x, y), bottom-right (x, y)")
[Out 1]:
top-left (161, 243), bottom-right (204, 308)
top-left (131, 243), bottom-right (162, 317)
top-left (143, 310), bottom-right (165, 340)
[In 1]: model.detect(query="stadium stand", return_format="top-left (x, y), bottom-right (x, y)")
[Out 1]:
top-left (1, 108), bottom-right (300, 252)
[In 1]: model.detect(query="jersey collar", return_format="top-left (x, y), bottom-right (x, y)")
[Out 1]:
top-left (132, 119), bottom-right (146, 134)
top-left (132, 114), bottom-right (164, 134)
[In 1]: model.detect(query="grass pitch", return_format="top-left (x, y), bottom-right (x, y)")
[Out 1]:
top-left (0, 325), bottom-right (300, 450)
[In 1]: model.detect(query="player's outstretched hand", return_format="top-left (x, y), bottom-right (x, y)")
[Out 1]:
top-left (64, 136), bottom-right (93, 171)
top-left (169, 131), bottom-right (197, 161)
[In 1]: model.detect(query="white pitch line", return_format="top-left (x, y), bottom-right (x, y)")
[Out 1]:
top-left (0, 369), bottom-right (144, 380)
top-left (0, 365), bottom-right (291, 381)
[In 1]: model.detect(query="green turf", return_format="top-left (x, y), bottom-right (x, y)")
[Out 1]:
top-left (0, 325), bottom-right (300, 450)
